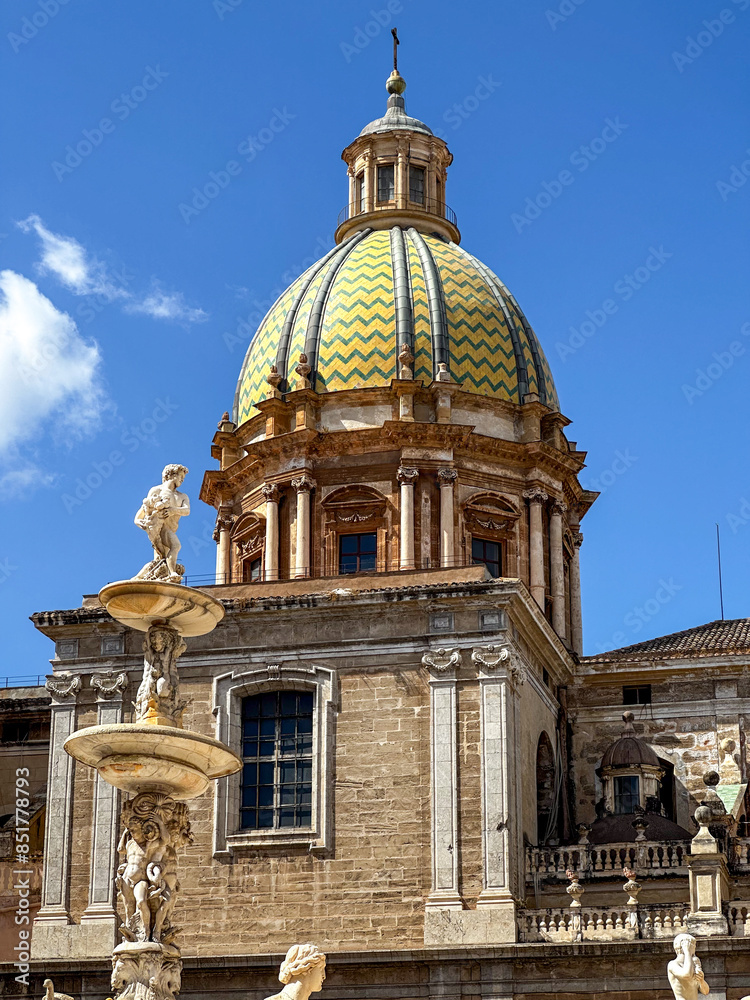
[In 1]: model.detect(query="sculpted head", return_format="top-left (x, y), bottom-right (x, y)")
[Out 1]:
top-left (673, 932), bottom-right (696, 956)
top-left (278, 943), bottom-right (326, 994)
top-left (162, 464), bottom-right (188, 487)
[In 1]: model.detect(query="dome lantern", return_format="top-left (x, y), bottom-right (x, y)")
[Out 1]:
top-left (335, 30), bottom-right (459, 245)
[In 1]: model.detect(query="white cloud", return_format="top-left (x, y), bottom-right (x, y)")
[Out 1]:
top-left (18, 214), bottom-right (127, 300)
top-left (0, 465), bottom-right (56, 501)
top-left (0, 270), bottom-right (106, 454)
top-left (126, 285), bottom-right (208, 323)
top-left (18, 214), bottom-right (208, 324)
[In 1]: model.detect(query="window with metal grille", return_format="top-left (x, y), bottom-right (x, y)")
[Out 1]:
top-left (356, 172), bottom-right (364, 212)
top-left (471, 537), bottom-right (502, 578)
top-left (623, 685), bottom-right (651, 705)
top-left (409, 165), bottom-right (425, 204)
top-left (240, 691), bottom-right (313, 829)
top-left (377, 164), bottom-right (394, 202)
top-left (339, 532), bottom-right (377, 574)
top-left (613, 775), bottom-right (639, 814)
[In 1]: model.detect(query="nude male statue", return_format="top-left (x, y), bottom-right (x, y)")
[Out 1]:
top-left (668, 934), bottom-right (710, 1000)
top-left (134, 464), bottom-right (190, 583)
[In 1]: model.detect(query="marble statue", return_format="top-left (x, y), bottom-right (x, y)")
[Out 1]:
top-left (263, 943), bottom-right (327, 1000)
top-left (134, 465), bottom-right (190, 584)
top-left (135, 625), bottom-right (187, 725)
top-left (668, 934), bottom-right (710, 999)
top-left (43, 979), bottom-right (75, 1000)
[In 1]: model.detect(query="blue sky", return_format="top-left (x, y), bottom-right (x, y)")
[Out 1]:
top-left (1, 0), bottom-right (748, 679)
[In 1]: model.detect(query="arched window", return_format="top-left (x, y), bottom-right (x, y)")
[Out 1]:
top-left (536, 731), bottom-right (556, 844)
top-left (241, 690), bottom-right (314, 830)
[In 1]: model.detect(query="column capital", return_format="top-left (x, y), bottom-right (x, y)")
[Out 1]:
top-left (261, 483), bottom-right (280, 503)
top-left (213, 508), bottom-right (235, 541)
top-left (397, 466), bottom-right (419, 485)
top-left (291, 475), bottom-right (315, 493)
top-left (45, 673), bottom-right (82, 704)
top-left (90, 670), bottom-right (128, 702)
top-left (437, 468), bottom-right (458, 486)
top-left (422, 647), bottom-right (463, 675)
top-left (523, 487), bottom-right (548, 505)
top-left (551, 499), bottom-right (568, 516)
top-left (573, 531), bottom-right (584, 548)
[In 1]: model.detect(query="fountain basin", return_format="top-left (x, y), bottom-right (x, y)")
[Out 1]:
top-left (64, 723), bottom-right (241, 799)
top-left (99, 581), bottom-right (224, 636)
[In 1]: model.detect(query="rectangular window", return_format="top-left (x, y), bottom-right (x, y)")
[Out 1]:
top-left (240, 691), bottom-right (314, 830)
top-left (339, 532), bottom-right (377, 574)
top-left (623, 685), bottom-right (651, 705)
top-left (409, 165), bottom-right (425, 204)
top-left (471, 537), bottom-right (502, 578)
top-left (243, 556), bottom-right (262, 583)
top-left (613, 775), bottom-right (640, 814)
top-left (377, 164), bottom-right (394, 202)
top-left (356, 172), bottom-right (365, 212)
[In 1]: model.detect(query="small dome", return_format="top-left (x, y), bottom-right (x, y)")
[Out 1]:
top-left (234, 227), bottom-right (559, 423)
top-left (600, 712), bottom-right (660, 770)
top-left (358, 93), bottom-right (432, 137)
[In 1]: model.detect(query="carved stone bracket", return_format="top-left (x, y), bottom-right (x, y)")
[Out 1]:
top-left (291, 475), bottom-right (315, 493)
top-left (573, 531), bottom-right (584, 548)
top-left (422, 647), bottom-right (463, 674)
top-left (437, 468), bottom-right (458, 485)
top-left (91, 670), bottom-right (128, 701)
top-left (45, 674), bottom-right (82, 703)
top-left (471, 644), bottom-right (510, 671)
top-left (522, 487), bottom-right (549, 506)
top-left (397, 466), bottom-right (419, 485)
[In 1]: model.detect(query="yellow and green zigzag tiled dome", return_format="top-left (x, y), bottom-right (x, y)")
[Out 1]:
top-left (234, 227), bottom-right (559, 424)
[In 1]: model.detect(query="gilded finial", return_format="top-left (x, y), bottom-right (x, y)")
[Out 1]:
top-left (386, 28), bottom-right (406, 95)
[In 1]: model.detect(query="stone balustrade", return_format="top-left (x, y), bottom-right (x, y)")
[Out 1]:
top-left (730, 837), bottom-right (750, 869)
top-left (526, 841), bottom-right (690, 880)
top-left (519, 904), bottom-right (690, 943)
top-left (727, 903), bottom-right (750, 936)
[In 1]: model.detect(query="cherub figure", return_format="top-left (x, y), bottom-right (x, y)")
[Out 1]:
top-left (115, 803), bottom-right (169, 942)
top-left (134, 464), bottom-right (190, 583)
top-left (668, 934), bottom-right (710, 999)
top-left (151, 802), bottom-right (193, 944)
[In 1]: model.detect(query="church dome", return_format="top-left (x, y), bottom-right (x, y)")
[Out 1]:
top-left (600, 712), bottom-right (660, 771)
top-left (234, 227), bottom-right (559, 424)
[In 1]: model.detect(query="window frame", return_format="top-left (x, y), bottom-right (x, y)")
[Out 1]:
top-left (338, 530), bottom-right (378, 575)
top-left (409, 164), bottom-right (425, 205)
top-left (613, 774), bottom-right (640, 814)
top-left (623, 685), bottom-right (651, 706)
top-left (471, 536), bottom-right (503, 578)
top-left (356, 171), bottom-right (365, 213)
top-left (212, 664), bottom-right (336, 856)
top-left (377, 163), bottom-right (395, 203)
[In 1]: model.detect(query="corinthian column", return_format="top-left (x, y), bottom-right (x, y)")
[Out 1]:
top-left (213, 506), bottom-right (234, 585)
top-left (397, 467), bottom-right (419, 570)
top-left (570, 532), bottom-right (583, 655)
top-left (262, 484), bottom-right (280, 582)
top-left (438, 469), bottom-right (458, 568)
top-left (291, 475), bottom-right (315, 579)
top-left (550, 500), bottom-right (567, 639)
top-left (523, 488), bottom-right (548, 608)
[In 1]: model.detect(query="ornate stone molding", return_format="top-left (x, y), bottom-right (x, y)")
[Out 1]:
top-left (437, 468), bottom-right (458, 485)
top-left (91, 670), bottom-right (128, 701)
top-left (422, 647), bottom-right (463, 674)
top-left (471, 644), bottom-right (510, 671)
top-left (522, 487), bottom-right (549, 505)
top-left (397, 466), bottom-right (419, 485)
top-left (212, 508), bottom-right (235, 542)
top-left (291, 475), bottom-right (315, 493)
top-left (261, 483), bottom-right (280, 503)
top-left (45, 674), bottom-right (82, 703)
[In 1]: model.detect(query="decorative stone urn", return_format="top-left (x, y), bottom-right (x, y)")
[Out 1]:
top-left (63, 469), bottom-right (241, 1000)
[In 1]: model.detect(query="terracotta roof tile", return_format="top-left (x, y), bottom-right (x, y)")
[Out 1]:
top-left (584, 618), bottom-right (750, 662)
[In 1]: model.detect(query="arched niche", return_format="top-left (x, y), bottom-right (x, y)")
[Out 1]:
top-left (536, 731), bottom-right (557, 845)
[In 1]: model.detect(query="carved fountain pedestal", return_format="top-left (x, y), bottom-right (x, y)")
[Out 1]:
top-left (64, 580), bottom-right (240, 1000)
